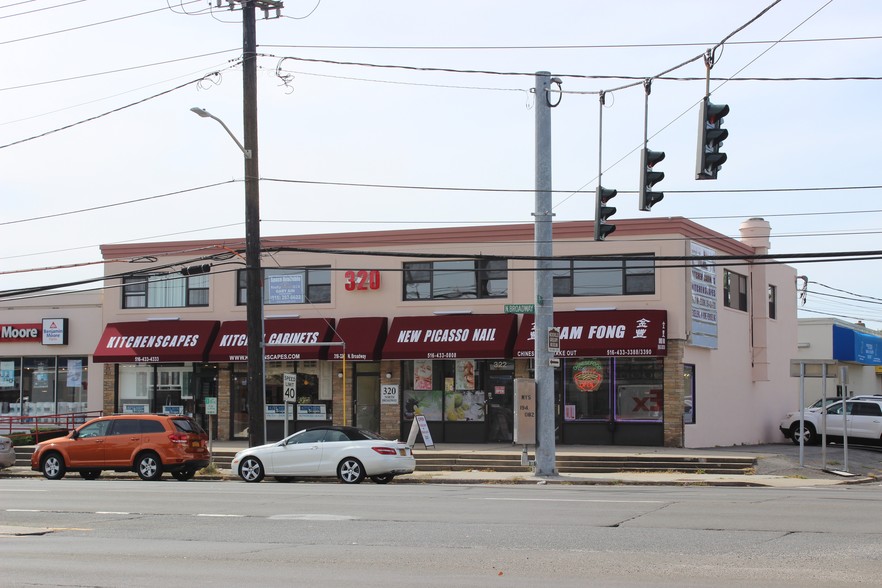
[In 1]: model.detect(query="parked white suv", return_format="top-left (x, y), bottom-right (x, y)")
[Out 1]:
top-left (780, 395), bottom-right (882, 445)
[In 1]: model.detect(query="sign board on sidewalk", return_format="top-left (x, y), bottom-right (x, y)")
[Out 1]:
top-left (204, 397), bottom-right (217, 415)
top-left (407, 414), bottom-right (435, 449)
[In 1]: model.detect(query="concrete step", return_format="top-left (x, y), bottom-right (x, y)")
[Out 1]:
top-left (15, 447), bottom-right (756, 475)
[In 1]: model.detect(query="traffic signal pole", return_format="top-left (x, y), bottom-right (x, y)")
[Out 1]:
top-left (534, 72), bottom-right (557, 477)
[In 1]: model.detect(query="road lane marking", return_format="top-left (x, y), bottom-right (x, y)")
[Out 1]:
top-left (196, 514), bottom-right (245, 517)
top-left (473, 498), bottom-right (665, 503)
top-left (6, 509), bottom-right (43, 512)
top-left (96, 511), bottom-right (130, 515)
top-left (269, 514), bottom-right (357, 521)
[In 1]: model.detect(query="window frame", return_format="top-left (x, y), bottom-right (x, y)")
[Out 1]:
top-left (236, 266), bottom-right (332, 306)
top-left (768, 284), bottom-right (777, 319)
top-left (723, 269), bottom-right (748, 311)
top-left (402, 259), bottom-right (508, 300)
top-left (552, 255), bottom-right (655, 297)
top-left (122, 274), bottom-right (209, 309)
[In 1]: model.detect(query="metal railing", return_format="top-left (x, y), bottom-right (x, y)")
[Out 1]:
top-left (0, 411), bottom-right (103, 442)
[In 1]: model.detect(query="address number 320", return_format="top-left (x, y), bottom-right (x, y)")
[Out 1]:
top-left (344, 270), bottom-right (381, 291)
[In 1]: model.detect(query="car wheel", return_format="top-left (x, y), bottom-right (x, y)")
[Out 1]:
top-left (370, 474), bottom-right (394, 484)
top-left (239, 456), bottom-right (265, 483)
top-left (789, 422), bottom-right (816, 445)
top-left (171, 469), bottom-right (195, 481)
top-left (41, 452), bottom-right (66, 480)
top-left (337, 457), bottom-right (365, 484)
top-left (79, 470), bottom-right (101, 480)
top-left (136, 452), bottom-right (163, 481)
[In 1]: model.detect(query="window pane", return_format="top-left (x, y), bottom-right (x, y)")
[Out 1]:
top-left (573, 260), bottom-right (621, 296)
top-left (563, 358), bottom-right (611, 420)
top-left (147, 275), bottom-right (185, 308)
top-left (625, 259), bottom-right (655, 294)
top-left (433, 260), bottom-right (477, 299)
top-left (405, 282), bottom-right (431, 300)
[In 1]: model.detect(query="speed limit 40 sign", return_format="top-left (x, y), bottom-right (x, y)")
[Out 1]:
top-left (283, 373), bottom-right (297, 402)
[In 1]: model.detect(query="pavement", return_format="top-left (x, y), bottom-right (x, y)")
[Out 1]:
top-left (3, 442), bottom-right (880, 488)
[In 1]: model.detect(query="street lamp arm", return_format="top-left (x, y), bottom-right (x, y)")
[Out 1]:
top-left (190, 107), bottom-right (252, 159)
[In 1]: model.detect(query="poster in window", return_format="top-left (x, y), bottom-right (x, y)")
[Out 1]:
top-left (403, 389), bottom-right (442, 421)
top-left (66, 359), bottom-right (83, 388)
top-left (617, 385), bottom-right (663, 420)
top-left (413, 359), bottom-right (433, 390)
top-left (455, 359), bottom-right (476, 390)
top-left (0, 361), bottom-right (14, 388)
top-left (444, 390), bottom-right (485, 422)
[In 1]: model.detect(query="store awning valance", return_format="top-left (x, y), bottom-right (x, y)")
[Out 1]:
top-left (382, 314), bottom-right (517, 360)
top-left (330, 317), bottom-right (388, 361)
top-left (93, 320), bottom-right (220, 363)
top-left (208, 318), bottom-right (336, 362)
top-left (513, 310), bottom-right (668, 358)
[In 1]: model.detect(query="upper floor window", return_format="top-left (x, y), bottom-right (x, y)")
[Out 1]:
top-left (768, 284), bottom-right (777, 319)
top-left (723, 270), bottom-right (748, 311)
top-left (237, 266), bottom-right (331, 306)
top-left (403, 260), bottom-right (507, 300)
top-left (551, 255), bottom-right (655, 297)
top-left (123, 274), bottom-right (209, 309)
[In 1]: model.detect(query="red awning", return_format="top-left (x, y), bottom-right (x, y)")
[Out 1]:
top-left (382, 314), bottom-right (517, 360)
top-left (93, 321), bottom-right (220, 363)
top-left (208, 318), bottom-right (336, 362)
top-left (330, 317), bottom-right (388, 361)
top-left (513, 310), bottom-right (667, 358)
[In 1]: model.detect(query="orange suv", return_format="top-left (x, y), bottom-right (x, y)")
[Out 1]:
top-left (31, 414), bottom-right (210, 481)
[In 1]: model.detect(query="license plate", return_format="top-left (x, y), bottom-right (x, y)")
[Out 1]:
top-left (192, 440), bottom-right (201, 447)
top-left (399, 448), bottom-right (407, 456)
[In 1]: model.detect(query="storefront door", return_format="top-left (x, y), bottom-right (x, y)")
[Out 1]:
top-left (192, 363), bottom-right (217, 431)
top-left (486, 361), bottom-right (514, 442)
top-left (355, 363), bottom-right (380, 432)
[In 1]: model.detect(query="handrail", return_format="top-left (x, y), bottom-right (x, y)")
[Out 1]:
top-left (0, 411), bottom-right (103, 438)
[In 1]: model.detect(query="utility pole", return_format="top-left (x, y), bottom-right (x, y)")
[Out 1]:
top-left (225, 0), bottom-right (282, 447)
top-left (534, 72), bottom-right (557, 476)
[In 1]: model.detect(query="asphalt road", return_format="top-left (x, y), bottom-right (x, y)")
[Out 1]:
top-left (2, 477), bottom-right (882, 587)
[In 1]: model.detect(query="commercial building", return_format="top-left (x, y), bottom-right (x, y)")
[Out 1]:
top-left (0, 291), bottom-right (104, 424)
top-left (94, 216), bottom-right (797, 448)
top-left (796, 318), bottom-right (882, 405)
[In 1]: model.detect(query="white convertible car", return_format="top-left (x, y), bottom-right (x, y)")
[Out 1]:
top-left (231, 425), bottom-right (416, 484)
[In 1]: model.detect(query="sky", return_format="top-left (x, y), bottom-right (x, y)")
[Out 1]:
top-left (2, 0), bottom-right (881, 329)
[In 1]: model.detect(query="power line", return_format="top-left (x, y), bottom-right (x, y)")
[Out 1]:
top-left (0, 0), bottom-right (204, 46)
top-left (0, 69), bottom-right (233, 149)
top-left (261, 35), bottom-right (882, 52)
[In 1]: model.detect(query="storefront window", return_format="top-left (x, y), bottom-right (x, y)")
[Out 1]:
top-left (563, 358), bottom-right (612, 420)
top-left (402, 360), bottom-right (486, 422)
top-left (0, 358), bottom-right (22, 416)
top-left (118, 364), bottom-right (155, 414)
top-left (684, 364), bottom-right (695, 424)
top-left (265, 361), bottom-right (325, 422)
top-left (57, 357), bottom-right (88, 413)
top-left (614, 358), bottom-right (664, 421)
top-left (23, 357), bottom-right (56, 417)
top-left (562, 357), bottom-right (664, 422)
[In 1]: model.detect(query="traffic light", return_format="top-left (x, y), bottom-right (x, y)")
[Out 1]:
top-left (593, 186), bottom-right (617, 241)
top-left (696, 97), bottom-right (729, 180)
top-left (639, 148), bottom-right (665, 211)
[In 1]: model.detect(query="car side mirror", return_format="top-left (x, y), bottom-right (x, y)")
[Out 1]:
top-left (71, 429), bottom-right (79, 440)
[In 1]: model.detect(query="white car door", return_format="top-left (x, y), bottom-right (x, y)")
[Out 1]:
top-left (271, 429), bottom-right (327, 474)
top-left (316, 429), bottom-right (356, 476)
top-left (848, 402), bottom-right (882, 440)
top-left (822, 402), bottom-right (847, 437)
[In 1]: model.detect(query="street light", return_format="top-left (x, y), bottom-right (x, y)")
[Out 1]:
top-left (191, 105), bottom-right (265, 448)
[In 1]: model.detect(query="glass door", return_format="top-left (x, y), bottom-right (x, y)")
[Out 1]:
top-left (354, 362), bottom-right (380, 432)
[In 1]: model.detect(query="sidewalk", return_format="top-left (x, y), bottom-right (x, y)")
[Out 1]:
top-left (4, 443), bottom-right (878, 488)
